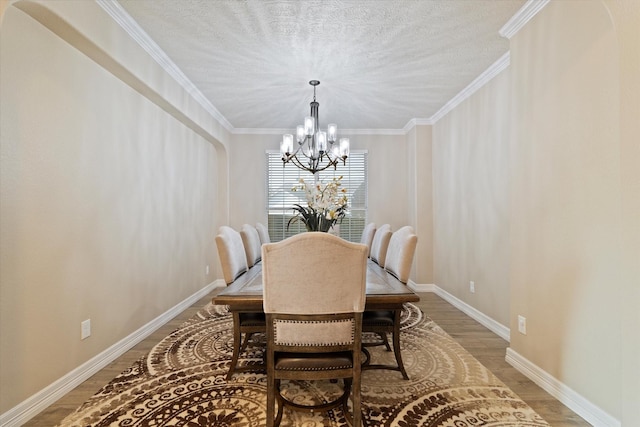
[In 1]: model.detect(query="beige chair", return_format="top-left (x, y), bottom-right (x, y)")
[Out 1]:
top-left (262, 233), bottom-right (368, 427)
top-left (362, 226), bottom-right (417, 380)
top-left (215, 226), bottom-right (265, 380)
top-left (384, 226), bottom-right (418, 283)
top-left (365, 223), bottom-right (392, 351)
top-left (256, 222), bottom-right (271, 244)
top-left (240, 224), bottom-right (262, 267)
top-left (359, 222), bottom-right (376, 257)
top-left (215, 226), bottom-right (248, 284)
top-left (369, 223), bottom-right (391, 267)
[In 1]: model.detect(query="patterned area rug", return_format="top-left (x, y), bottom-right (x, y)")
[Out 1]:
top-left (57, 303), bottom-right (549, 426)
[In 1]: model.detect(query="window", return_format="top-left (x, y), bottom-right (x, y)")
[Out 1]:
top-left (266, 150), bottom-right (368, 242)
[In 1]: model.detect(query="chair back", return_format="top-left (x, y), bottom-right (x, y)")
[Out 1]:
top-left (256, 222), bottom-right (271, 244)
top-left (384, 226), bottom-right (418, 284)
top-left (240, 224), bottom-right (262, 267)
top-left (370, 223), bottom-right (392, 267)
top-left (215, 226), bottom-right (248, 284)
top-left (263, 233), bottom-right (368, 315)
top-left (359, 222), bottom-right (376, 257)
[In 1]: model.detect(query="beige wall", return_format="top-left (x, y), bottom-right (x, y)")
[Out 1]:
top-left (433, 1), bottom-right (639, 422)
top-left (0, 2), bottom-right (228, 413)
top-left (507, 0), bottom-right (639, 422)
top-left (407, 125), bottom-right (434, 284)
top-left (347, 133), bottom-right (411, 230)
top-left (609, 0), bottom-right (640, 421)
top-left (433, 70), bottom-right (511, 326)
top-left (226, 133), bottom-right (270, 229)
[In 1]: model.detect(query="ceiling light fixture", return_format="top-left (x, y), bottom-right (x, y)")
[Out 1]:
top-left (280, 80), bottom-right (349, 175)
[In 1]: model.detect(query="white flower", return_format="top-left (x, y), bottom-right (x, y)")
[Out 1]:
top-left (290, 176), bottom-right (348, 232)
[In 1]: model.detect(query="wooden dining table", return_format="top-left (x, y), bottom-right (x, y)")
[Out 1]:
top-left (212, 259), bottom-right (420, 377)
top-left (212, 259), bottom-right (419, 311)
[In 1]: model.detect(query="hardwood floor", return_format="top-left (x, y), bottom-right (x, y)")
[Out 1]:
top-left (24, 291), bottom-right (589, 426)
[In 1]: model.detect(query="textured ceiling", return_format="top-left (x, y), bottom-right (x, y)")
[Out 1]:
top-left (117, 0), bottom-right (525, 131)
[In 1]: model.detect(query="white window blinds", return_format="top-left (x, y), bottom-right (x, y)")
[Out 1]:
top-left (266, 150), bottom-right (368, 242)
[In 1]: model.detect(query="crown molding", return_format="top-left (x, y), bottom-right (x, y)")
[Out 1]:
top-left (96, 0), bottom-right (235, 133)
top-left (402, 118), bottom-right (434, 134)
top-left (232, 127), bottom-right (407, 136)
top-left (342, 128), bottom-right (407, 136)
top-left (98, 0), bottom-right (528, 136)
top-left (429, 51), bottom-right (510, 123)
top-left (499, 0), bottom-right (551, 39)
top-left (232, 128), bottom-right (293, 135)
top-left (403, 118), bottom-right (433, 134)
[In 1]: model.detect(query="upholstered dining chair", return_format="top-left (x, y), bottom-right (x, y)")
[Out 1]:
top-left (365, 223), bottom-right (392, 351)
top-left (215, 226), bottom-right (265, 380)
top-left (359, 222), bottom-right (376, 257)
top-left (215, 226), bottom-right (248, 284)
top-left (256, 222), bottom-right (271, 244)
top-left (240, 224), bottom-right (262, 268)
top-left (262, 233), bottom-right (368, 427)
top-left (369, 223), bottom-right (391, 267)
top-left (384, 226), bottom-right (418, 284)
top-left (362, 225), bottom-right (417, 380)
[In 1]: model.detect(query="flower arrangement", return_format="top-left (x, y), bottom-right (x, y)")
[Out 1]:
top-left (288, 176), bottom-right (348, 232)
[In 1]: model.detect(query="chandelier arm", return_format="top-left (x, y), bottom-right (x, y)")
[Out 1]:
top-left (285, 152), bottom-right (338, 175)
top-left (309, 160), bottom-right (337, 174)
top-left (289, 154), bottom-right (316, 174)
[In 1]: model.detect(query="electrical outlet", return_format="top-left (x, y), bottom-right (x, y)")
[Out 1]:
top-left (469, 281), bottom-right (475, 293)
top-left (81, 319), bottom-right (91, 340)
top-left (518, 315), bottom-right (527, 335)
top-left (206, 265), bottom-right (210, 275)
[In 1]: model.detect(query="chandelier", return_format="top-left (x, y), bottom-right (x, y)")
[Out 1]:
top-left (280, 80), bottom-right (349, 175)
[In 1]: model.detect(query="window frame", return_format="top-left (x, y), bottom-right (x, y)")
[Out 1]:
top-left (265, 149), bottom-right (368, 242)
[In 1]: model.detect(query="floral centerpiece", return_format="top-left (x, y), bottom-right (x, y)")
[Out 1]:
top-left (288, 176), bottom-right (348, 232)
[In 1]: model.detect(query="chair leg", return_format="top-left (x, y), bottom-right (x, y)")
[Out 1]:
top-left (239, 332), bottom-right (252, 352)
top-left (392, 310), bottom-right (409, 380)
top-left (378, 332), bottom-right (392, 351)
top-left (227, 313), bottom-right (242, 381)
top-left (351, 377), bottom-right (362, 427)
top-left (275, 379), bottom-right (284, 427)
top-left (266, 375), bottom-right (276, 427)
top-left (353, 335), bottom-right (362, 427)
top-left (340, 378), bottom-right (359, 427)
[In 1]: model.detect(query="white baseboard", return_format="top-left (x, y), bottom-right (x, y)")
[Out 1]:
top-left (506, 348), bottom-right (620, 427)
top-left (417, 283), bottom-right (511, 342)
top-left (418, 283), bottom-right (618, 426)
top-left (408, 280), bottom-right (435, 293)
top-left (0, 280), bottom-right (225, 427)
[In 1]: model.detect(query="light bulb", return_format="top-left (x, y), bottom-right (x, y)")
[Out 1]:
top-left (327, 124), bottom-right (337, 142)
top-left (304, 116), bottom-right (315, 136)
top-left (296, 125), bottom-right (305, 143)
top-left (317, 131), bottom-right (327, 152)
top-left (281, 134), bottom-right (293, 155)
top-left (339, 138), bottom-right (350, 157)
